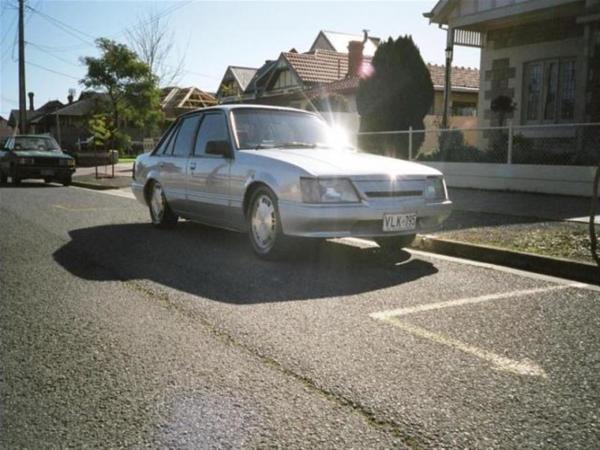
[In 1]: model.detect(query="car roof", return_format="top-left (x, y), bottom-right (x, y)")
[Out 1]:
top-left (179, 104), bottom-right (317, 119)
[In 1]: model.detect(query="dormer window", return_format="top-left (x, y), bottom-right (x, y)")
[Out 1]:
top-left (273, 69), bottom-right (295, 89)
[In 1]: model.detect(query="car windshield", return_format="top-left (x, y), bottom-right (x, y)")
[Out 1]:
top-left (11, 136), bottom-right (61, 152)
top-left (232, 109), bottom-right (352, 150)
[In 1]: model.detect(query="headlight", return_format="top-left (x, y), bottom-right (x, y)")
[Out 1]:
top-left (425, 177), bottom-right (447, 200)
top-left (300, 177), bottom-right (360, 203)
top-left (17, 157), bottom-right (34, 165)
top-left (60, 159), bottom-right (75, 166)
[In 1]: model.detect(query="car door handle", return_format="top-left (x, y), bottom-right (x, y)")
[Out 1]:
top-left (190, 162), bottom-right (196, 170)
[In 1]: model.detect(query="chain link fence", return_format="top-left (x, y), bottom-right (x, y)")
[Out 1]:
top-left (358, 122), bottom-right (600, 166)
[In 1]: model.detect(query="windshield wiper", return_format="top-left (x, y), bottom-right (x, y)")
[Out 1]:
top-left (273, 142), bottom-right (318, 149)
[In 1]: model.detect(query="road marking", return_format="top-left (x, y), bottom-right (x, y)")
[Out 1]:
top-left (379, 317), bottom-right (548, 378)
top-left (370, 285), bottom-right (572, 320)
top-left (71, 185), bottom-right (136, 200)
top-left (52, 204), bottom-right (127, 212)
top-left (52, 204), bottom-right (98, 212)
top-left (409, 248), bottom-right (600, 292)
top-left (369, 284), bottom-right (582, 378)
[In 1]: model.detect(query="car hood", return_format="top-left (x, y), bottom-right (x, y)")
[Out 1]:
top-left (249, 148), bottom-right (442, 178)
top-left (13, 150), bottom-right (71, 159)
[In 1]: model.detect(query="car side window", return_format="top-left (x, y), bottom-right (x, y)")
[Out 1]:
top-left (172, 115), bottom-right (201, 157)
top-left (194, 114), bottom-right (229, 156)
top-left (153, 123), bottom-right (177, 156)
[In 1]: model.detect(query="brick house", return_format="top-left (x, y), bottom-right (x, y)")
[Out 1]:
top-left (221, 30), bottom-right (479, 133)
top-left (425, 0), bottom-right (600, 127)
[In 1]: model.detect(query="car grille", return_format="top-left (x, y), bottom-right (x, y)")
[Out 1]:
top-left (365, 190), bottom-right (422, 198)
top-left (33, 158), bottom-right (60, 166)
top-left (353, 178), bottom-right (426, 199)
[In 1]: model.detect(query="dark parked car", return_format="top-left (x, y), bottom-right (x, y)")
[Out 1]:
top-left (0, 134), bottom-right (75, 186)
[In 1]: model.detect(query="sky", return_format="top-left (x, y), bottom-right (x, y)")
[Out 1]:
top-left (0, 0), bottom-right (481, 119)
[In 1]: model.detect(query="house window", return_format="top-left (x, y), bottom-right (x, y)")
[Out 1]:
top-left (273, 69), bottom-right (295, 89)
top-left (451, 102), bottom-right (477, 117)
top-left (523, 58), bottom-right (576, 123)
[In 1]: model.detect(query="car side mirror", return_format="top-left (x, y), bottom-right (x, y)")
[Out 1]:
top-left (205, 140), bottom-right (232, 158)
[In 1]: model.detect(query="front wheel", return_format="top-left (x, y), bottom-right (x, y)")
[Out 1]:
top-left (247, 187), bottom-right (288, 259)
top-left (0, 172), bottom-right (7, 185)
top-left (61, 176), bottom-right (72, 186)
top-left (148, 181), bottom-right (178, 229)
top-left (376, 234), bottom-right (416, 251)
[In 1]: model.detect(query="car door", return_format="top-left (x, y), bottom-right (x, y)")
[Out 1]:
top-left (185, 112), bottom-right (233, 226)
top-left (157, 114), bottom-right (201, 213)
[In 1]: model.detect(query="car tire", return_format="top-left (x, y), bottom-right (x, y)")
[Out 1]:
top-left (0, 172), bottom-right (7, 185)
top-left (11, 174), bottom-right (20, 186)
top-left (247, 186), bottom-right (289, 259)
top-left (61, 176), bottom-right (72, 186)
top-left (148, 181), bottom-right (178, 229)
top-left (376, 234), bottom-right (416, 250)
top-left (44, 177), bottom-right (53, 184)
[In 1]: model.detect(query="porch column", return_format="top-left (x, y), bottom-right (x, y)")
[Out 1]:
top-left (442, 27), bottom-right (454, 129)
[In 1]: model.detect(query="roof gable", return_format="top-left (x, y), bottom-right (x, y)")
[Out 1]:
top-left (310, 30), bottom-right (380, 57)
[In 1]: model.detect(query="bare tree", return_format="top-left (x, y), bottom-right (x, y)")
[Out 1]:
top-left (126, 10), bottom-right (186, 87)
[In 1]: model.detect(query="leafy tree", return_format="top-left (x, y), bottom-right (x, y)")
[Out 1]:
top-left (88, 113), bottom-right (111, 148)
top-left (81, 38), bottom-right (163, 148)
top-left (356, 35), bottom-right (433, 158)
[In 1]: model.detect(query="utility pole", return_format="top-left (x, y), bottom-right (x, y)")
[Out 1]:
top-left (18, 0), bottom-right (27, 134)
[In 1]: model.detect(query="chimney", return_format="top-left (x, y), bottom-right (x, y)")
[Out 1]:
top-left (28, 92), bottom-right (34, 111)
top-left (68, 94), bottom-right (74, 104)
top-left (347, 30), bottom-right (368, 78)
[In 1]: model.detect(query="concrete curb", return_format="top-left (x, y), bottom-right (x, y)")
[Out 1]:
top-left (412, 235), bottom-right (599, 285)
top-left (71, 180), bottom-right (126, 190)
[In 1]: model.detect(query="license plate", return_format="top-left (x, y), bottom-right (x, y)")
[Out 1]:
top-left (383, 213), bottom-right (417, 232)
top-left (41, 169), bottom-right (55, 176)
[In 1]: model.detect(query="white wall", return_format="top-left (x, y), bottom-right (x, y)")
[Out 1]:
top-left (423, 162), bottom-right (597, 197)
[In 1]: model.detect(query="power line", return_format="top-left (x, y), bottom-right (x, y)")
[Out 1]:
top-left (26, 5), bottom-right (95, 46)
top-left (27, 41), bottom-right (83, 67)
top-left (26, 61), bottom-right (80, 80)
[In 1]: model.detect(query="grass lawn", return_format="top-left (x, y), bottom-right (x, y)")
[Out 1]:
top-left (118, 157), bottom-right (137, 163)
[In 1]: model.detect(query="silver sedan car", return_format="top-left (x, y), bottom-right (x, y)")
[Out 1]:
top-left (132, 105), bottom-right (452, 258)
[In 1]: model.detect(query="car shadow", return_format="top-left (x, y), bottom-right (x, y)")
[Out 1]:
top-left (53, 222), bottom-right (438, 304)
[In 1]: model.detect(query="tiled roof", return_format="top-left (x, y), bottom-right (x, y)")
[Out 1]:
top-left (229, 66), bottom-right (258, 91)
top-left (428, 63), bottom-right (479, 90)
top-left (308, 63), bottom-right (479, 97)
top-left (283, 49), bottom-right (371, 85)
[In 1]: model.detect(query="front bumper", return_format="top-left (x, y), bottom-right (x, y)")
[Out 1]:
top-left (132, 181), bottom-right (146, 205)
top-left (278, 198), bottom-right (452, 238)
top-left (13, 165), bottom-right (75, 180)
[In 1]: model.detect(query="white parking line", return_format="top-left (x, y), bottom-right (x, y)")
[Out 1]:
top-left (370, 285), bottom-right (572, 320)
top-left (369, 284), bottom-right (583, 378)
top-left (71, 186), bottom-right (136, 200)
top-left (408, 249), bottom-right (599, 292)
top-left (382, 317), bottom-right (548, 377)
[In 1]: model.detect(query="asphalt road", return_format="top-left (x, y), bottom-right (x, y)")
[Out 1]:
top-left (1, 182), bottom-right (599, 449)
